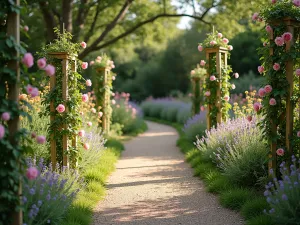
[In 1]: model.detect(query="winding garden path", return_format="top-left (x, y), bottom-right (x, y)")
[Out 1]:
top-left (92, 121), bottom-right (244, 225)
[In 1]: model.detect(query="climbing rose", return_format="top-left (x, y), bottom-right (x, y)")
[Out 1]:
top-left (258, 88), bottom-right (266, 97)
top-left (276, 148), bottom-right (284, 156)
top-left (275, 37), bottom-right (284, 46)
top-left (26, 85), bottom-right (34, 95)
top-left (91, 108), bottom-right (96, 114)
top-left (83, 143), bottom-right (90, 150)
top-left (90, 61), bottom-right (95, 66)
top-left (0, 125), bottom-right (5, 139)
top-left (264, 85), bottom-right (272, 93)
top-left (44, 64), bottom-right (55, 76)
top-left (210, 41), bottom-right (216, 45)
top-left (30, 87), bottom-right (39, 98)
top-left (112, 76), bottom-right (116, 80)
top-left (26, 167), bottom-right (39, 180)
top-left (265, 25), bottom-right (272, 33)
top-left (296, 69), bottom-right (300, 76)
top-left (217, 33), bottom-right (223, 38)
top-left (198, 45), bottom-right (203, 52)
top-left (24, 25), bottom-right (29, 32)
top-left (263, 42), bottom-right (268, 47)
top-left (78, 130), bottom-right (85, 137)
top-left (98, 112), bottom-right (103, 117)
top-left (81, 62), bottom-right (88, 69)
top-left (282, 32), bottom-right (293, 42)
top-left (293, 0), bottom-right (300, 6)
top-left (205, 91), bottom-right (211, 97)
top-left (37, 58), bottom-right (47, 69)
top-left (87, 122), bottom-right (92, 127)
top-left (200, 106), bottom-right (205, 111)
top-left (252, 13), bottom-right (259, 21)
top-left (234, 73), bottom-right (239, 78)
top-left (224, 96), bottom-right (230, 101)
top-left (258, 66), bottom-right (264, 74)
top-left (200, 60), bottom-right (206, 66)
top-left (190, 70), bottom-right (195, 75)
top-left (273, 63), bottom-right (280, 71)
top-left (297, 131), bottom-right (300, 137)
top-left (82, 94), bottom-right (89, 102)
top-left (111, 99), bottom-right (116, 105)
top-left (36, 135), bottom-right (46, 144)
top-left (1, 112), bottom-right (10, 121)
top-left (56, 104), bottom-right (65, 113)
top-left (86, 79), bottom-right (92, 87)
top-left (246, 115), bottom-right (252, 122)
top-left (269, 98), bottom-right (276, 106)
top-left (228, 45), bottom-right (233, 51)
top-left (222, 38), bottom-right (229, 44)
top-left (210, 76), bottom-right (216, 81)
top-left (231, 84), bottom-right (236, 89)
top-left (253, 102), bottom-right (262, 112)
top-left (22, 53), bottom-right (34, 68)
top-left (80, 41), bottom-right (87, 49)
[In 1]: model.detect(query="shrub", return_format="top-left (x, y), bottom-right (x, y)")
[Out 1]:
top-left (207, 176), bottom-right (234, 194)
top-left (183, 112), bottom-right (206, 142)
top-left (264, 156), bottom-right (300, 225)
top-left (241, 197), bottom-right (269, 220)
top-left (246, 215), bottom-right (273, 225)
top-left (195, 117), bottom-right (268, 187)
top-left (220, 188), bottom-right (254, 210)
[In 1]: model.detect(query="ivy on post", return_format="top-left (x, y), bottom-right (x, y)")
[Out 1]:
top-left (254, 0), bottom-right (300, 175)
top-left (91, 55), bottom-right (115, 134)
top-left (190, 63), bottom-right (206, 115)
top-left (198, 29), bottom-right (234, 130)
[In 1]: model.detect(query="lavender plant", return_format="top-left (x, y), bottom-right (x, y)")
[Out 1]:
top-left (23, 158), bottom-right (82, 225)
top-left (264, 156), bottom-right (300, 225)
top-left (183, 112), bottom-right (207, 142)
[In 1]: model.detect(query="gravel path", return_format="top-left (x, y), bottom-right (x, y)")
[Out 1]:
top-left (92, 121), bottom-right (244, 225)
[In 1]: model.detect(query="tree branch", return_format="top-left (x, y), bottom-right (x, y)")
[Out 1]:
top-left (62, 0), bottom-right (73, 32)
top-left (78, 13), bottom-right (210, 59)
top-left (79, 0), bottom-right (134, 59)
top-left (39, 1), bottom-right (57, 41)
top-left (83, 2), bottom-right (103, 43)
top-left (73, 0), bottom-right (91, 42)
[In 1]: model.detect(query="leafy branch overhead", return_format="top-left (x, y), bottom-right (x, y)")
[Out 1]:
top-left (28, 0), bottom-right (218, 59)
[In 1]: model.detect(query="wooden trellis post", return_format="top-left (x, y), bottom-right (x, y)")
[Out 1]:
top-left (191, 77), bottom-right (203, 115)
top-left (205, 47), bottom-right (228, 130)
top-left (48, 52), bottom-right (77, 169)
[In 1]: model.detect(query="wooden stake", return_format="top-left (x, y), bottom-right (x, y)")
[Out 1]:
top-left (62, 58), bottom-right (69, 168)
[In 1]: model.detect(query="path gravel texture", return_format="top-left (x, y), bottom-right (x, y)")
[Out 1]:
top-left (93, 121), bottom-right (244, 225)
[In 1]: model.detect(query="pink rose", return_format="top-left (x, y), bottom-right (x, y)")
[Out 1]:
top-left (210, 41), bottom-right (216, 46)
top-left (36, 135), bottom-right (46, 144)
top-left (90, 61), bottom-right (95, 66)
top-left (228, 45), bottom-right (233, 51)
top-left (224, 95), bottom-right (230, 101)
top-left (83, 143), bottom-right (90, 150)
top-left (30, 87), bottom-right (39, 98)
top-left (26, 84), bottom-right (34, 95)
top-left (264, 85), bottom-right (272, 93)
top-left (22, 53), bottom-right (34, 68)
top-left (98, 112), bottom-right (103, 117)
top-left (91, 108), bottom-right (96, 113)
top-left (200, 106), bottom-right (205, 111)
top-left (81, 62), bottom-right (88, 70)
top-left (297, 131), bottom-right (300, 137)
top-left (253, 102), bottom-right (262, 112)
top-left (200, 60), bottom-right (206, 66)
top-left (271, 0), bottom-right (276, 3)
top-left (1, 112), bottom-right (10, 121)
top-left (265, 25), bottom-right (272, 33)
top-left (231, 84), bottom-right (236, 89)
top-left (263, 42), bottom-right (268, 47)
top-left (26, 167), bottom-right (39, 180)
top-left (217, 33), bottom-right (223, 38)
top-left (111, 92), bottom-right (115, 97)
top-left (24, 25), bottom-right (29, 32)
top-left (87, 122), bottom-right (92, 127)
top-left (296, 69), bottom-right (300, 76)
top-left (293, 0), bottom-right (300, 6)
top-left (276, 148), bottom-right (284, 156)
top-left (44, 64), bottom-right (55, 76)
top-left (234, 73), bottom-right (239, 78)
top-left (112, 76), bottom-right (116, 80)
top-left (275, 36), bottom-right (284, 46)
top-left (56, 104), bottom-right (65, 113)
top-left (210, 76), bottom-right (216, 81)
top-left (252, 13), bottom-right (259, 21)
top-left (258, 88), bottom-right (266, 97)
top-left (86, 79), bottom-right (92, 87)
top-left (37, 58), bottom-right (47, 69)
top-left (282, 32), bottom-right (293, 43)
top-left (269, 98), bottom-right (276, 106)
top-left (198, 45), bottom-right (203, 52)
top-left (0, 124), bottom-right (5, 139)
top-left (246, 115), bottom-right (252, 122)
top-left (96, 56), bottom-right (102, 61)
top-left (273, 63), bottom-right (280, 71)
top-left (258, 66), bottom-right (264, 74)
top-left (80, 41), bottom-right (87, 49)
top-left (82, 94), bottom-right (89, 102)
top-left (111, 99), bottom-right (116, 105)
top-left (222, 38), bottom-right (229, 44)
top-left (78, 130), bottom-right (85, 137)
top-left (205, 91), bottom-right (211, 97)
top-left (190, 70), bottom-right (195, 75)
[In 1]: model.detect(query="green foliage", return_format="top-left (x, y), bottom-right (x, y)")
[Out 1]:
top-left (241, 197), bottom-right (269, 220)
top-left (246, 215), bottom-right (274, 225)
top-left (259, 1), bottom-right (300, 21)
top-left (207, 176), bottom-right (234, 194)
top-left (220, 188), bottom-right (254, 210)
top-left (184, 120), bottom-right (206, 142)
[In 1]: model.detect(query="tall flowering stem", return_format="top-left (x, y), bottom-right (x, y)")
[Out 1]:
top-left (198, 30), bottom-right (234, 129)
top-left (254, 0), bottom-right (300, 173)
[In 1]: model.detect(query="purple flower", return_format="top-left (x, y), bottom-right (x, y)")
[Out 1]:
top-left (282, 194), bottom-right (288, 201)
